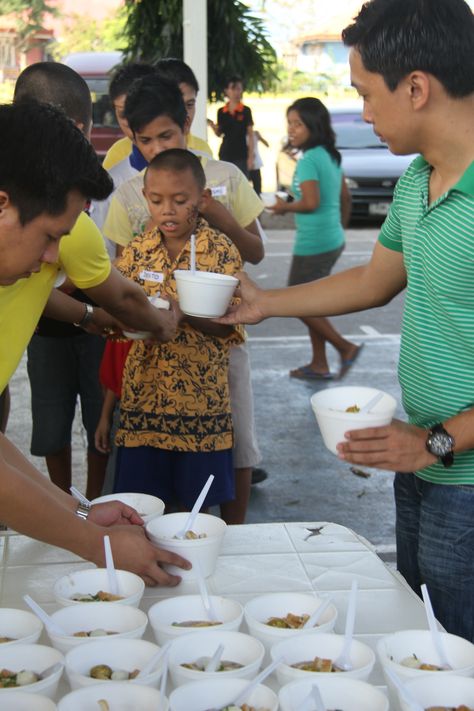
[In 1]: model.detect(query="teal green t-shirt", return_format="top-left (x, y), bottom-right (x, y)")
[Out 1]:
top-left (379, 156), bottom-right (474, 484)
top-left (291, 145), bottom-right (345, 256)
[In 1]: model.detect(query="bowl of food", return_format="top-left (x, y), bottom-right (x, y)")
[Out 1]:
top-left (148, 594), bottom-right (243, 646)
top-left (244, 592), bottom-right (338, 653)
top-left (123, 295), bottom-right (170, 340)
top-left (0, 608), bottom-right (43, 647)
top-left (53, 567), bottom-right (145, 608)
top-left (377, 630), bottom-right (474, 710)
top-left (168, 677), bottom-right (278, 711)
top-left (0, 643), bottom-right (64, 699)
top-left (271, 631), bottom-right (376, 686)
top-left (146, 512), bottom-right (227, 580)
top-left (399, 673), bottom-right (474, 711)
top-left (46, 602), bottom-right (148, 654)
top-left (279, 676), bottom-right (389, 711)
top-left (65, 638), bottom-right (164, 690)
top-left (0, 691), bottom-right (57, 710)
top-left (310, 386), bottom-right (397, 455)
top-left (91, 492), bottom-right (165, 524)
top-left (174, 269), bottom-right (238, 318)
top-left (168, 630), bottom-right (264, 687)
top-left (57, 682), bottom-right (168, 711)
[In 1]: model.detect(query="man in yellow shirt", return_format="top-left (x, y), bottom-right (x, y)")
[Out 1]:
top-left (0, 99), bottom-right (189, 584)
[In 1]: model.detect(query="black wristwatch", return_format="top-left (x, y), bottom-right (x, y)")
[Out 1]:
top-left (425, 423), bottom-right (455, 467)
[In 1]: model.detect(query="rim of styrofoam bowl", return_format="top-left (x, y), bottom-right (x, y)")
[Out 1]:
top-left (0, 607), bottom-right (43, 646)
top-left (53, 567), bottom-right (145, 608)
top-left (91, 492), bottom-right (165, 523)
top-left (174, 269), bottom-right (238, 285)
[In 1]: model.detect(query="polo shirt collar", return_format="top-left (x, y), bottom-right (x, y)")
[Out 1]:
top-left (222, 101), bottom-right (244, 115)
top-left (411, 155), bottom-right (474, 197)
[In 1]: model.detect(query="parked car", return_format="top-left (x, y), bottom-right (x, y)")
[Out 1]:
top-left (62, 51), bottom-right (124, 160)
top-left (276, 108), bottom-right (417, 220)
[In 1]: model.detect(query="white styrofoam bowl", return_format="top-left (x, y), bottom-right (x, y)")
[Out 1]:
top-left (53, 567), bottom-right (145, 608)
top-left (310, 386), bottom-right (397, 455)
top-left (91, 492), bottom-right (165, 524)
top-left (57, 682), bottom-right (168, 711)
top-left (244, 592), bottom-right (338, 652)
top-left (271, 631), bottom-right (376, 686)
top-left (169, 677), bottom-right (278, 711)
top-left (279, 676), bottom-right (389, 711)
top-left (174, 269), bottom-right (238, 318)
top-left (168, 629), bottom-right (264, 687)
top-left (0, 643), bottom-right (64, 699)
top-left (399, 674), bottom-right (474, 711)
top-left (0, 607), bottom-right (43, 647)
top-left (0, 691), bottom-right (57, 710)
top-left (146, 512), bottom-right (226, 580)
top-left (65, 638), bottom-right (163, 690)
top-left (148, 594), bottom-right (243, 646)
top-left (47, 602), bottom-right (148, 654)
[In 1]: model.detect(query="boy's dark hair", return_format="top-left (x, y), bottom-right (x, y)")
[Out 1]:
top-left (342, 0), bottom-right (474, 98)
top-left (108, 62), bottom-right (155, 101)
top-left (154, 58), bottom-right (199, 94)
top-left (287, 97), bottom-right (341, 165)
top-left (224, 75), bottom-right (243, 89)
top-left (124, 74), bottom-right (187, 134)
top-left (0, 101), bottom-right (113, 225)
top-left (14, 61), bottom-right (92, 128)
top-left (145, 148), bottom-right (206, 191)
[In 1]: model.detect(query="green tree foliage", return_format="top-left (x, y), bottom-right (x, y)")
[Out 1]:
top-left (120, 0), bottom-right (277, 99)
top-left (50, 10), bottom-right (127, 60)
top-left (0, 0), bottom-right (58, 50)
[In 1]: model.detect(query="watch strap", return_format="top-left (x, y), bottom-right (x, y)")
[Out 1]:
top-left (75, 502), bottom-right (91, 520)
top-left (426, 423), bottom-right (455, 468)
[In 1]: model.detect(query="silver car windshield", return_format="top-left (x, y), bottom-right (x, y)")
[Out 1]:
top-left (335, 121), bottom-right (385, 150)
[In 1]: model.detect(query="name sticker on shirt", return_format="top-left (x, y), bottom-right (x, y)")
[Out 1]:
top-left (211, 186), bottom-right (227, 197)
top-left (139, 270), bottom-right (163, 283)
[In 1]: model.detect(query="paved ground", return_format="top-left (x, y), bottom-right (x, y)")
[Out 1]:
top-left (7, 219), bottom-right (404, 554)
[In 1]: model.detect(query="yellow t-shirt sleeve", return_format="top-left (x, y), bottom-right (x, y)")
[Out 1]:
top-left (58, 212), bottom-right (111, 289)
top-left (103, 195), bottom-right (134, 247)
top-left (102, 136), bottom-right (132, 170)
top-left (230, 172), bottom-right (264, 227)
top-left (187, 134), bottom-right (213, 157)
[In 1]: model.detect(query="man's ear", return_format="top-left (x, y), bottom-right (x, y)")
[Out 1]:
top-left (0, 190), bottom-right (12, 213)
top-left (198, 188), bottom-right (212, 212)
top-left (407, 71), bottom-right (431, 110)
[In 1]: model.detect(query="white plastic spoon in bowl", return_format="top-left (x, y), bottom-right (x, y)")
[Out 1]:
top-left (421, 583), bottom-right (452, 669)
top-left (158, 653), bottom-right (169, 711)
top-left (231, 656), bottom-right (283, 708)
top-left (334, 580), bottom-right (358, 671)
top-left (23, 594), bottom-right (67, 636)
top-left (136, 640), bottom-right (172, 679)
top-left (302, 596), bottom-right (334, 630)
top-left (385, 668), bottom-right (424, 711)
top-left (103, 534), bottom-right (120, 596)
top-left (299, 684), bottom-right (326, 711)
top-left (203, 643), bottom-right (225, 673)
top-left (359, 391), bottom-right (384, 414)
top-left (175, 474), bottom-right (215, 539)
top-left (194, 556), bottom-right (219, 621)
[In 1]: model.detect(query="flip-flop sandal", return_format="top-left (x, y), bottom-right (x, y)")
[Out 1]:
top-left (338, 343), bottom-right (364, 379)
top-left (289, 365), bottom-right (334, 380)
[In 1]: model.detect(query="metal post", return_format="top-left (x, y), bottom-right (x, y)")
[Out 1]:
top-left (183, 0), bottom-right (208, 142)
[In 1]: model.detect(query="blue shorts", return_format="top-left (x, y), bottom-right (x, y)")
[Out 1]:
top-left (114, 446), bottom-right (234, 509)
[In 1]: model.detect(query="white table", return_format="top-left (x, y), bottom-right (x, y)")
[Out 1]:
top-left (0, 521), bottom-right (428, 705)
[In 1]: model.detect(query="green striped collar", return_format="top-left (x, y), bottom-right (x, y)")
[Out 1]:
top-left (411, 155), bottom-right (474, 197)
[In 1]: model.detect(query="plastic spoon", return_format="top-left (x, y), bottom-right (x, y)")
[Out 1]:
top-left (421, 583), bottom-right (452, 669)
top-left (174, 474), bottom-right (215, 539)
top-left (385, 668), bottom-right (424, 711)
top-left (359, 391), bottom-right (384, 414)
top-left (194, 557), bottom-right (218, 621)
top-left (70, 486), bottom-right (91, 506)
top-left (137, 640), bottom-right (172, 679)
top-left (190, 233), bottom-right (196, 274)
top-left (103, 535), bottom-right (120, 596)
top-left (231, 656), bottom-right (283, 708)
top-left (39, 661), bottom-right (64, 680)
top-left (204, 643), bottom-right (225, 673)
top-left (302, 596), bottom-right (334, 629)
top-left (334, 580), bottom-right (358, 671)
top-left (299, 683), bottom-right (326, 711)
top-left (158, 652), bottom-right (169, 711)
top-left (23, 595), bottom-right (67, 636)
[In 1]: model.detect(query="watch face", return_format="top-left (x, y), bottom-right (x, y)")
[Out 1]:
top-left (429, 432), bottom-right (453, 456)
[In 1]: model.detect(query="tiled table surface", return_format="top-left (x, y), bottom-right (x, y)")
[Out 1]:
top-left (0, 521), bottom-right (428, 705)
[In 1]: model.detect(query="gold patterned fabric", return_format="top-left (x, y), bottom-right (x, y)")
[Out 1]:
top-left (115, 217), bottom-right (243, 452)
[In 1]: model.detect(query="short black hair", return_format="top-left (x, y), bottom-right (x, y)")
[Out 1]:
top-left (108, 62), bottom-right (155, 101)
top-left (0, 100), bottom-right (113, 225)
top-left (124, 74), bottom-right (187, 134)
top-left (342, 0), bottom-right (474, 97)
top-left (154, 58), bottom-right (199, 94)
top-left (145, 148), bottom-right (206, 191)
top-left (224, 75), bottom-right (244, 89)
top-left (14, 61), bottom-right (92, 127)
top-left (287, 97), bottom-right (341, 165)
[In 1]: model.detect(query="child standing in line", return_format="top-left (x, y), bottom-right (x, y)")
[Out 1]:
top-left (249, 129), bottom-right (270, 196)
top-left (113, 148), bottom-right (243, 511)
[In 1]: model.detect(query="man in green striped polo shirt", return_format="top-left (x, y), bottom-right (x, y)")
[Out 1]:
top-left (218, 0), bottom-right (474, 641)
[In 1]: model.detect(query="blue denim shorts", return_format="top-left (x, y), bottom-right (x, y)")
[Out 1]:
top-left (114, 446), bottom-right (234, 509)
